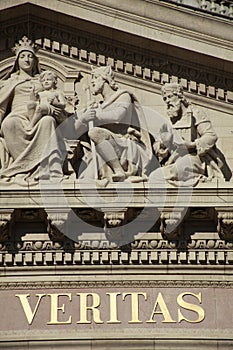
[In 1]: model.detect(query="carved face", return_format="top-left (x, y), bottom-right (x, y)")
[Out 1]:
top-left (162, 90), bottom-right (182, 120)
top-left (40, 75), bottom-right (55, 90)
top-left (17, 51), bottom-right (35, 74)
top-left (91, 74), bottom-right (105, 95)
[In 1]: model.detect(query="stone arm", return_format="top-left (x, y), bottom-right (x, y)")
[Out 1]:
top-left (50, 90), bottom-right (66, 109)
top-left (153, 123), bottom-right (176, 164)
top-left (153, 140), bottom-right (170, 163)
top-left (73, 109), bottom-right (96, 138)
top-left (73, 92), bottom-right (131, 138)
top-left (194, 109), bottom-right (218, 156)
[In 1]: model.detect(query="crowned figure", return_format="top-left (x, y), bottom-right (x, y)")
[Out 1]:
top-left (0, 36), bottom-right (65, 183)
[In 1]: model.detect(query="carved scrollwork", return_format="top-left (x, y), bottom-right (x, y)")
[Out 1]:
top-left (160, 209), bottom-right (185, 240)
top-left (47, 211), bottom-right (68, 242)
top-left (102, 208), bottom-right (136, 245)
top-left (0, 210), bottom-right (14, 242)
top-left (217, 209), bottom-right (233, 241)
top-left (103, 209), bottom-right (127, 244)
top-left (104, 211), bottom-right (125, 228)
top-left (0, 218), bottom-right (10, 242)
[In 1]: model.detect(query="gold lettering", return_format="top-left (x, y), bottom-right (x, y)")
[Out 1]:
top-left (106, 292), bottom-right (121, 324)
top-left (15, 294), bottom-right (46, 325)
top-left (177, 292), bottom-right (205, 323)
top-left (146, 292), bottom-right (176, 323)
top-left (122, 292), bottom-right (147, 323)
top-left (77, 293), bottom-right (103, 324)
top-left (47, 293), bottom-right (72, 325)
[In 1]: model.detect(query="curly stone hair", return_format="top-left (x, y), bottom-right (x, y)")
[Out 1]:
top-left (39, 70), bottom-right (58, 88)
top-left (161, 83), bottom-right (190, 107)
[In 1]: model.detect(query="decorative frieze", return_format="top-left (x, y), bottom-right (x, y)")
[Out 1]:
top-left (0, 279), bottom-right (233, 290)
top-left (1, 21), bottom-right (233, 105)
top-left (1, 235), bottom-right (232, 252)
top-left (169, 0), bottom-right (233, 18)
top-left (34, 36), bottom-right (233, 104)
top-left (0, 236), bottom-right (232, 267)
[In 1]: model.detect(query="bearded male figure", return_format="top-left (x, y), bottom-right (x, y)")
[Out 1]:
top-left (74, 66), bottom-right (153, 182)
top-left (150, 83), bottom-right (226, 186)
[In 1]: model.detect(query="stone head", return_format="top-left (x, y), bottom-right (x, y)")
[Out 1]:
top-left (39, 70), bottom-right (58, 90)
top-left (91, 65), bottom-right (118, 95)
top-left (161, 83), bottom-right (188, 120)
top-left (10, 36), bottom-right (40, 76)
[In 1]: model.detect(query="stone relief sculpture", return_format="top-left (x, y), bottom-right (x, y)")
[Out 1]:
top-left (73, 65), bottom-right (153, 182)
top-left (0, 37), bottom-right (230, 188)
top-left (150, 83), bottom-right (230, 186)
top-left (0, 37), bottom-right (66, 183)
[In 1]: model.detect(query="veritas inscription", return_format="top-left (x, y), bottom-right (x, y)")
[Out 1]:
top-left (15, 291), bottom-right (205, 325)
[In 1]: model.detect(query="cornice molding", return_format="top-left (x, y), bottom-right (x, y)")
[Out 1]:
top-left (1, 21), bottom-right (233, 110)
top-left (0, 237), bottom-right (232, 267)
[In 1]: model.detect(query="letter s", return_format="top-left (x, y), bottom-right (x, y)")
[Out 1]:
top-left (177, 292), bottom-right (205, 323)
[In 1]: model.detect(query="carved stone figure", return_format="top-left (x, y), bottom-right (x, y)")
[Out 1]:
top-left (150, 83), bottom-right (228, 186)
top-left (74, 66), bottom-right (153, 182)
top-left (0, 37), bottom-right (65, 183)
top-left (27, 70), bottom-right (66, 129)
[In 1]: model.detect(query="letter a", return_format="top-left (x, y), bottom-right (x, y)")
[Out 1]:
top-left (146, 292), bottom-right (176, 323)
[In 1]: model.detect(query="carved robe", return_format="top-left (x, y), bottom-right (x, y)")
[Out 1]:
top-left (151, 105), bottom-right (225, 186)
top-left (75, 89), bottom-right (153, 181)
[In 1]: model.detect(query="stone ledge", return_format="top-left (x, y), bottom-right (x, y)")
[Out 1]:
top-left (0, 180), bottom-right (232, 208)
top-left (0, 328), bottom-right (232, 347)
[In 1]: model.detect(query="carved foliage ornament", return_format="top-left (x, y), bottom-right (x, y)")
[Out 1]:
top-left (217, 210), bottom-right (233, 241)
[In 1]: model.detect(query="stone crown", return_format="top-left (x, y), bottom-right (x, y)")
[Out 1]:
top-left (12, 36), bottom-right (39, 57)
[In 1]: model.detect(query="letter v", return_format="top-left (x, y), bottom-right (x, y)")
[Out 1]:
top-left (15, 294), bottom-right (46, 325)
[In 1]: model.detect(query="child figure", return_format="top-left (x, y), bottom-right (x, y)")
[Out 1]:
top-left (28, 70), bottom-right (66, 128)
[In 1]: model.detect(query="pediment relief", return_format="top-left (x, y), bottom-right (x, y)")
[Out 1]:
top-left (0, 33), bottom-right (232, 244)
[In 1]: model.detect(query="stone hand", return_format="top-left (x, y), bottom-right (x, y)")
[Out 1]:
top-left (175, 140), bottom-right (196, 151)
top-left (80, 108), bottom-right (96, 124)
top-left (29, 85), bottom-right (38, 101)
top-left (160, 123), bottom-right (173, 148)
top-left (48, 97), bottom-right (55, 104)
top-left (52, 106), bottom-right (63, 118)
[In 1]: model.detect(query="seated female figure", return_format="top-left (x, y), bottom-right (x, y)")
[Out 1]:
top-left (0, 36), bottom-right (65, 183)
